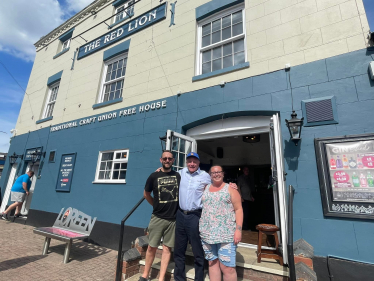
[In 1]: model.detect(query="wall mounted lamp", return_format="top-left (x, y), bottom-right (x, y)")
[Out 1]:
top-left (9, 152), bottom-right (23, 165)
top-left (285, 111), bottom-right (304, 146)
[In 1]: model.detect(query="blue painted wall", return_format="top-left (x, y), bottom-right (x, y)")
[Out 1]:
top-left (1, 48), bottom-right (374, 263)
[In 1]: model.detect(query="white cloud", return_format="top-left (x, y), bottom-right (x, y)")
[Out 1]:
top-left (65, 0), bottom-right (94, 14)
top-left (0, 118), bottom-right (17, 153)
top-left (0, 0), bottom-right (94, 62)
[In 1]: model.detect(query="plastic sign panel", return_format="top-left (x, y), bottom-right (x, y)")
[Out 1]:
top-left (56, 153), bottom-right (77, 192)
top-left (315, 134), bottom-right (374, 219)
top-left (77, 2), bottom-right (167, 60)
top-left (25, 147), bottom-right (43, 161)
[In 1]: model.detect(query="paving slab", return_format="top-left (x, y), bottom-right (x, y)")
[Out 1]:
top-left (0, 219), bottom-right (118, 281)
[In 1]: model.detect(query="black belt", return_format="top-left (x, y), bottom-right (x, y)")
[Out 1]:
top-left (179, 208), bottom-right (202, 215)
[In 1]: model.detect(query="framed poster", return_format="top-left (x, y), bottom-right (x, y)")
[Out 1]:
top-left (56, 153), bottom-right (77, 192)
top-left (315, 134), bottom-right (374, 219)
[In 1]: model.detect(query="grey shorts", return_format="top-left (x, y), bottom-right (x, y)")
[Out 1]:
top-left (11, 192), bottom-right (26, 202)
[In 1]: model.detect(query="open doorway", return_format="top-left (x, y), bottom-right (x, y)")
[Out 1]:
top-left (197, 133), bottom-right (275, 246)
top-left (21, 162), bottom-right (39, 216)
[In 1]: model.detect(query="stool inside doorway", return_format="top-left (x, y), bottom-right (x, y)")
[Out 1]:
top-left (256, 224), bottom-right (283, 265)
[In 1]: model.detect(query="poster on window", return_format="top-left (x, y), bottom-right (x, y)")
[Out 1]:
top-left (315, 135), bottom-right (374, 219)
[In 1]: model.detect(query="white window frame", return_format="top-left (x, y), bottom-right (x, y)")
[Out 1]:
top-left (43, 82), bottom-right (59, 118)
top-left (195, 4), bottom-right (247, 76)
top-left (61, 38), bottom-right (70, 51)
top-left (113, 0), bottom-right (134, 24)
top-left (94, 149), bottom-right (129, 183)
top-left (98, 53), bottom-right (128, 103)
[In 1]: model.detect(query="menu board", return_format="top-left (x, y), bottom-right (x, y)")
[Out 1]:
top-left (326, 141), bottom-right (374, 203)
top-left (56, 153), bottom-right (76, 192)
top-left (315, 134), bottom-right (374, 220)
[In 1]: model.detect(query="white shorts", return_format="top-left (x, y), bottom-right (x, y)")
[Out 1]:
top-left (11, 192), bottom-right (26, 202)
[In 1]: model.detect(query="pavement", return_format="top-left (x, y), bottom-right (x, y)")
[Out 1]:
top-left (0, 219), bottom-right (118, 281)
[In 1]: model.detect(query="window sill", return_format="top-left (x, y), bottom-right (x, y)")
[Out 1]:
top-left (192, 62), bottom-right (250, 82)
top-left (53, 47), bottom-right (70, 59)
top-left (108, 14), bottom-right (133, 29)
top-left (36, 116), bottom-right (53, 124)
top-left (92, 97), bottom-right (123, 109)
top-left (92, 181), bottom-right (126, 184)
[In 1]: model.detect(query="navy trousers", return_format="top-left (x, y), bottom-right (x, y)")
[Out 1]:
top-left (174, 209), bottom-right (205, 281)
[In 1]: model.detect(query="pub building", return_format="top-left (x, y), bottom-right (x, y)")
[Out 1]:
top-left (1, 0), bottom-right (374, 279)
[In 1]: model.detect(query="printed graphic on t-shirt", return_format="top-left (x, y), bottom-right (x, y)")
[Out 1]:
top-left (158, 176), bottom-right (178, 203)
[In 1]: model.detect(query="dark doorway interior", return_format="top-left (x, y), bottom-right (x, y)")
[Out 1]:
top-left (197, 133), bottom-right (275, 245)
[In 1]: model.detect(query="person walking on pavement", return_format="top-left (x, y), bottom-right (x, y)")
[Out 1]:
top-left (1, 171), bottom-right (34, 220)
top-left (140, 150), bottom-right (181, 281)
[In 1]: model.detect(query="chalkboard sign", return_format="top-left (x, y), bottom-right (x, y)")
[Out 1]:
top-left (56, 153), bottom-right (77, 192)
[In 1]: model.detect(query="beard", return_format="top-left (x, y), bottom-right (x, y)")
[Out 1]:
top-left (162, 162), bottom-right (172, 170)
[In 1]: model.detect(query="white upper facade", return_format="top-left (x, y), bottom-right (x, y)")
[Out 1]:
top-left (16, 0), bottom-right (370, 135)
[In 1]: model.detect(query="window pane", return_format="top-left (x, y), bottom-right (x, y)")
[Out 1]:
top-left (232, 11), bottom-right (242, 24)
top-left (115, 90), bottom-right (121, 99)
top-left (109, 92), bottom-right (115, 100)
top-left (234, 51), bottom-right (245, 65)
top-left (232, 23), bottom-right (243, 36)
top-left (113, 171), bottom-right (119, 179)
top-left (119, 171), bottom-right (126, 179)
top-left (118, 59), bottom-right (123, 69)
top-left (222, 15), bottom-right (231, 28)
top-left (212, 31), bottom-right (220, 44)
top-left (172, 138), bottom-right (179, 151)
top-left (105, 171), bottom-right (111, 179)
top-left (212, 19), bottom-right (221, 32)
top-left (212, 59), bottom-right (222, 71)
top-left (121, 163), bottom-right (128, 169)
top-left (202, 50), bottom-right (211, 63)
top-left (172, 151), bottom-right (178, 162)
top-left (100, 162), bottom-right (106, 170)
top-left (102, 152), bottom-right (114, 161)
top-left (121, 152), bottom-right (127, 158)
top-left (223, 56), bottom-right (233, 68)
top-left (114, 163), bottom-right (120, 169)
top-left (107, 64), bottom-right (112, 73)
top-left (212, 47), bottom-right (222, 59)
top-left (111, 71), bottom-right (116, 80)
top-left (223, 43), bottom-right (232, 56)
top-left (99, 171), bottom-right (105, 179)
top-left (179, 153), bottom-right (186, 167)
top-left (105, 73), bottom-right (110, 82)
top-left (222, 27), bottom-right (231, 40)
top-left (112, 62), bottom-right (118, 70)
top-left (234, 39), bottom-right (244, 53)
top-left (185, 141), bottom-right (192, 154)
top-left (180, 139), bottom-right (185, 152)
top-left (106, 161), bottom-right (113, 170)
top-left (202, 23), bottom-right (211, 36)
top-left (202, 35), bottom-right (210, 47)
top-left (202, 62), bottom-right (211, 74)
top-left (115, 153), bottom-right (121, 159)
top-left (116, 69), bottom-right (122, 78)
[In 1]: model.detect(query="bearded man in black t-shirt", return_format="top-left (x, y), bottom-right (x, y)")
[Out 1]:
top-left (139, 150), bottom-right (181, 281)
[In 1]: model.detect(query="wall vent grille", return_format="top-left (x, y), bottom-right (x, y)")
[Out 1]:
top-left (305, 99), bottom-right (334, 123)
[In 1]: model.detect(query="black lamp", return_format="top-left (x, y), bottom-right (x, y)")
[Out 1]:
top-left (285, 111), bottom-right (304, 146)
top-left (9, 152), bottom-right (19, 164)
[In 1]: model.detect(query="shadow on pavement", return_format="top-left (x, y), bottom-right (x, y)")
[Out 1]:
top-left (48, 241), bottom-right (111, 262)
top-left (0, 255), bottom-right (47, 272)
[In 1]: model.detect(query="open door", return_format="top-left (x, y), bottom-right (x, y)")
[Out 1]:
top-left (0, 163), bottom-right (18, 213)
top-left (165, 130), bottom-right (197, 170)
top-left (269, 114), bottom-right (288, 264)
top-left (21, 162), bottom-right (39, 215)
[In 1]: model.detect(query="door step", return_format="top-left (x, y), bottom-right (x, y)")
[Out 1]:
top-left (137, 247), bottom-right (288, 281)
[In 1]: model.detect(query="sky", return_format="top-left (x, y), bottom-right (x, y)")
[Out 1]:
top-left (0, 0), bottom-right (373, 153)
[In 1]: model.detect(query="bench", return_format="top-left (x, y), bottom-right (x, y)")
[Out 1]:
top-left (33, 207), bottom-right (97, 263)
